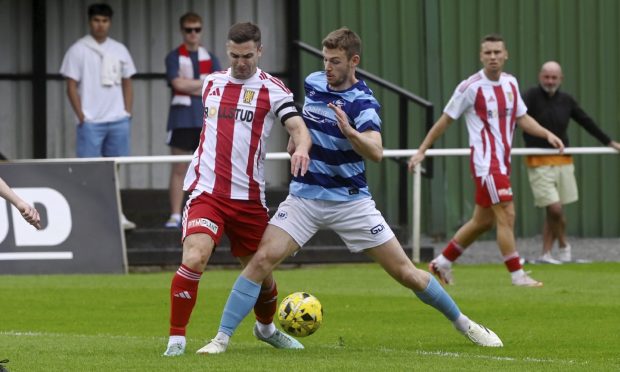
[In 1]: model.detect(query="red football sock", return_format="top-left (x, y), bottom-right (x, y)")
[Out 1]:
top-left (442, 239), bottom-right (465, 262)
top-left (254, 280), bottom-right (278, 324)
top-left (169, 264), bottom-right (201, 336)
top-left (503, 252), bottom-right (522, 272)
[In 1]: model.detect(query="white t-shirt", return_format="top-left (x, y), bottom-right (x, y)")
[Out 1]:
top-left (184, 68), bottom-right (299, 205)
top-left (444, 70), bottom-right (527, 177)
top-left (60, 36), bottom-right (136, 123)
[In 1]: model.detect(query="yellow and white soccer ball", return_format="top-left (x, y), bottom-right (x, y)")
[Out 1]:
top-left (278, 292), bottom-right (323, 337)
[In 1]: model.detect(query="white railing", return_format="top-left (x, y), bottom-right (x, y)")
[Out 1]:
top-left (12, 147), bottom-right (618, 262)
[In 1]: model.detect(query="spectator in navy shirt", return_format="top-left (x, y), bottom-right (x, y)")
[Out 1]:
top-left (164, 12), bottom-right (220, 228)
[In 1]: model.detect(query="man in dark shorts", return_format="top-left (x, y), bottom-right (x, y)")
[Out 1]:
top-left (164, 12), bottom-right (220, 228)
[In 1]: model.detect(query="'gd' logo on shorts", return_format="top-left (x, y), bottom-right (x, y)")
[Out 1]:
top-left (370, 224), bottom-right (385, 235)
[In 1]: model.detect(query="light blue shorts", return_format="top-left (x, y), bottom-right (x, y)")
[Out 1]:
top-left (76, 117), bottom-right (131, 157)
top-left (269, 195), bottom-right (395, 253)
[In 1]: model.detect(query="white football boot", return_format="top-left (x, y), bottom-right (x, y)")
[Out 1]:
top-left (462, 321), bottom-right (503, 347)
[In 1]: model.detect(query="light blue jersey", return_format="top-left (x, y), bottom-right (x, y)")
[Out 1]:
top-left (290, 71), bottom-right (381, 201)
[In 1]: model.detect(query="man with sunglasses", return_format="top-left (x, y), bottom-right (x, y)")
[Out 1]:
top-left (164, 12), bottom-right (221, 229)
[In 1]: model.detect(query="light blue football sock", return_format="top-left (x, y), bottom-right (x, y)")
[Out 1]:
top-left (218, 275), bottom-right (261, 336)
top-left (414, 275), bottom-right (461, 321)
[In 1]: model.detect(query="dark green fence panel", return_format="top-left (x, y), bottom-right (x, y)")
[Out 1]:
top-left (299, 0), bottom-right (620, 238)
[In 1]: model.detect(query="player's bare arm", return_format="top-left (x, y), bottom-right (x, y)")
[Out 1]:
top-left (65, 78), bottom-right (85, 124)
top-left (328, 103), bottom-right (383, 162)
top-left (284, 116), bottom-right (312, 177)
top-left (408, 113), bottom-right (454, 172)
top-left (122, 78), bottom-right (133, 115)
top-left (0, 178), bottom-right (41, 230)
top-left (171, 77), bottom-right (204, 96)
top-left (608, 140), bottom-right (620, 152)
top-left (517, 114), bottom-right (564, 152)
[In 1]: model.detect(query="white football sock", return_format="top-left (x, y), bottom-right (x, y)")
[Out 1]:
top-left (436, 254), bottom-right (452, 267)
top-left (168, 335), bottom-right (186, 347)
top-left (453, 314), bottom-right (471, 333)
top-left (214, 331), bottom-right (230, 345)
top-left (255, 321), bottom-right (276, 338)
top-left (510, 269), bottom-right (525, 280)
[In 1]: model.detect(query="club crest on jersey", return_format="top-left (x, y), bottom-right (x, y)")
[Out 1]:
top-left (333, 99), bottom-right (345, 107)
top-left (188, 218), bottom-right (219, 234)
top-left (243, 89), bottom-right (255, 104)
top-left (506, 91), bottom-right (513, 102)
top-left (275, 210), bottom-right (288, 220)
top-left (207, 107), bottom-right (217, 117)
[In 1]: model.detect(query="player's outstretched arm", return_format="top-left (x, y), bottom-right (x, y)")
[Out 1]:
top-left (328, 103), bottom-right (383, 162)
top-left (608, 140), bottom-right (620, 152)
top-left (0, 177), bottom-right (41, 229)
top-left (283, 116), bottom-right (312, 177)
top-left (517, 114), bottom-right (564, 153)
top-left (408, 113), bottom-right (454, 172)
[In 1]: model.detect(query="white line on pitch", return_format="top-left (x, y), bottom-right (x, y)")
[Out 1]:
top-left (417, 350), bottom-right (589, 366)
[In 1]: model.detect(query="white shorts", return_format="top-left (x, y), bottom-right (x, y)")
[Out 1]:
top-left (269, 195), bottom-right (395, 253)
top-left (527, 164), bottom-right (578, 207)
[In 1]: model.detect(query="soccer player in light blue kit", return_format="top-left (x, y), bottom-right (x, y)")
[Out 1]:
top-left (198, 28), bottom-right (502, 354)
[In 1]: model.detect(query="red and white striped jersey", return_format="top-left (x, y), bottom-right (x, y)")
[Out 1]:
top-left (444, 70), bottom-right (527, 177)
top-left (183, 67), bottom-right (299, 204)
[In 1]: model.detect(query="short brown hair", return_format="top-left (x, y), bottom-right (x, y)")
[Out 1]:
top-left (322, 27), bottom-right (361, 60)
top-left (179, 12), bottom-right (202, 28)
top-left (480, 33), bottom-right (505, 46)
top-left (228, 22), bottom-right (261, 45)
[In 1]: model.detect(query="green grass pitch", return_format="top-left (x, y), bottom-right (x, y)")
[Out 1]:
top-left (1, 263), bottom-right (619, 371)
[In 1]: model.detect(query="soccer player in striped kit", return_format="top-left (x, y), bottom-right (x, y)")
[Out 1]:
top-left (163, 22), bottom-right (311, 356)
top-left (408, 34), bottom-right (564, 287)
top-left (198, 28), bottom-right (504, 354)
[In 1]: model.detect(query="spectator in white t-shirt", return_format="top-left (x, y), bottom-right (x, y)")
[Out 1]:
top-left (59, 3), bottom-right (137, 229)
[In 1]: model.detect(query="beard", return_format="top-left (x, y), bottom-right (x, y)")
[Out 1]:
top-left (542, 84), bottom-right (559, 95)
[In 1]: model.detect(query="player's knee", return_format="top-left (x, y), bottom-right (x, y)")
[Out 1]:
top-left (547, 204), bottom-right (563, 219)
top-left (182, 239), bottom-right (212, 269)
top-left (249, 249), bottom-right (278, 276)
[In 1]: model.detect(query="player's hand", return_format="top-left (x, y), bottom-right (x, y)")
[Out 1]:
top-left (290, 149), bottom-right (310, 177)
top-left (407, 152), bottom-right (425, 173)
top-left (18, 202), bottom-right (42, 230)
top-left (547, 132), bottom-right (565, 154)
top-left (286, 137), bottom-right (296, 156)
top-left (328, 103), bottom-right (356, 138)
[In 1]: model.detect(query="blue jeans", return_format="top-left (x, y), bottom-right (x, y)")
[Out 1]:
top-left (76, 117), bottom-right (131, 157)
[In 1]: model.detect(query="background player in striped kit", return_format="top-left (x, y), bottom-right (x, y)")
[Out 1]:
top-left (408, 34), bottom-right (564, 287)
top-left (163, 22), bottom-right (311, 356)
top-left (198, 27), bottom-right (504, 355)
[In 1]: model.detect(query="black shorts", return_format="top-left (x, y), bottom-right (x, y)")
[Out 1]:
top-left (166, 128), bottom-right (202, 152)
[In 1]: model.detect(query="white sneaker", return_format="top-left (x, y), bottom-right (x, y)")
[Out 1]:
top-left (253, 325), bottom-right (304, 349)
top-left (120, 213), bottom-right (136, 230)
top-left (196, 337), bottom-right (228, 355)
top-left (537, 252), bottom-right (562, 265)
top-left (558, 244), bottom-right (572, 262)
top-left (164, 216), bottom-right (181, 229)
top-left (162, 342), bottom-right (185, 356)
top-left (462, 321), bottom-right (503, 347)
top-left (512, 272), bottom-right (543, 287)
top-left (429, 259), bottom-right (454, 285)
